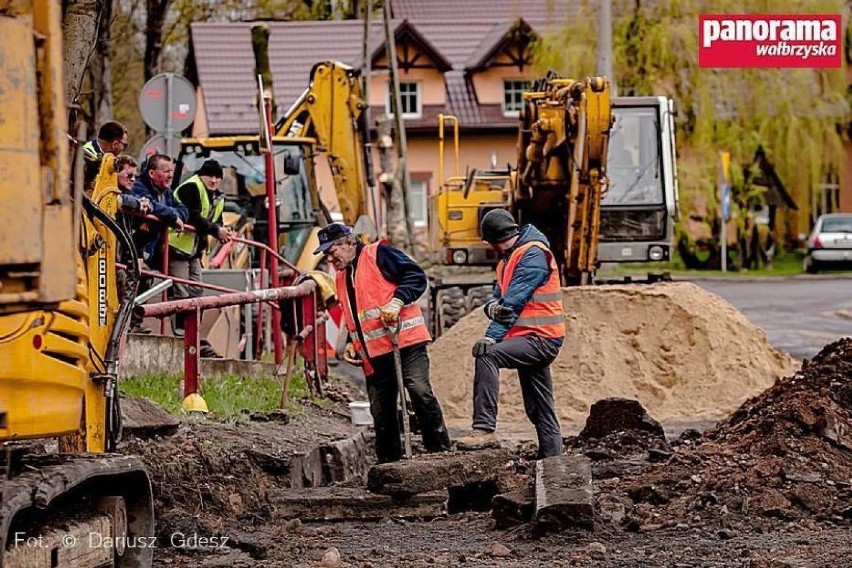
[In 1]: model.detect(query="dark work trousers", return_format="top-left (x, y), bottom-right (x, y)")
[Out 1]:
top-left (366, 343), bottom-right (451, 463)
top-left (168, 255), bottom-right (203, 334)
top-left (473, 335), bottom-right (563, 458)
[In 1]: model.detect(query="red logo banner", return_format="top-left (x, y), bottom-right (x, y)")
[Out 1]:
top-left (699, 15), bottom-right (841, 68)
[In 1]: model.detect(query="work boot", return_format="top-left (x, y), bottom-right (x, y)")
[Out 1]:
top-left (454, 428), bottom-right (499, 451)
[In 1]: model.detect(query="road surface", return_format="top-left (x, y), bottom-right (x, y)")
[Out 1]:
top-left (694, 276), bottom-right (852, 360)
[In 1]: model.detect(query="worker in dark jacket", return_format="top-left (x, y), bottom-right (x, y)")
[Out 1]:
top-left (131, 154), bottom-right (187, 266)
top-left (458, 209), bottom-right (565, 458)
top-left (316, 223), bottom-right (451, 463)
top-left (129, 154), bottom-right (187, 334)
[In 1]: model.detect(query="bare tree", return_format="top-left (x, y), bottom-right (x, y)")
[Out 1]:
top-left (91, 0), bottom-right (115, 123)
top-left (62, 0), bottom-right (103, 130)
top-left (144, 0), bottom-right (170, 80)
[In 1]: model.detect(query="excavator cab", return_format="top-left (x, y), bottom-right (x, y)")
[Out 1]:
top-left (175, 136), bottom-right (321, 271)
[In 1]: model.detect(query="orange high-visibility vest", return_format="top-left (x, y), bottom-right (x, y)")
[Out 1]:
top-left (497, 241), bottom-right (565, 339)
top-left (336, 242), bottom-right (431, 372)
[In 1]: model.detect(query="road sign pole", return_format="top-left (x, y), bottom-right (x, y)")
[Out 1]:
top-left (166, 73), bottom-right (175, 157)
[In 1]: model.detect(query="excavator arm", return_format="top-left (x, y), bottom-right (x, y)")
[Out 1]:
top-left (275, 61), bottom-right (372, 228)
top-left (515, 76), bottom-right (612, 285)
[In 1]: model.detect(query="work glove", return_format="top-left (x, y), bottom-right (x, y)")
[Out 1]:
top-left (380, 297), bottom-right (404, 327)
top-left (343, 342), bottom-right (363, 366)
top-left (484, 301), bottom-right (515, 324)
top-left (472, 337), bottom-right (496, 358)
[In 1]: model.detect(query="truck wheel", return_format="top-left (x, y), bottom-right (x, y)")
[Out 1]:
top-left (437, 287), bottom-right (466, 332)
top-left (466, 285), bottom-right (493, 312)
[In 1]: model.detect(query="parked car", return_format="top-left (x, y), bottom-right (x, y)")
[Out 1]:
top-left (803, 213), bottom-right (852, 274)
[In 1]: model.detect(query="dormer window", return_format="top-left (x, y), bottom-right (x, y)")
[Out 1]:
top-left (387, 81), bottom-right (421, 119)
top-left (503, 79), bottom-right (531, 116)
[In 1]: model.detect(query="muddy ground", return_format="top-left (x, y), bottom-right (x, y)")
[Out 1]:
top-left (124, 339), bottom-right (852, 567)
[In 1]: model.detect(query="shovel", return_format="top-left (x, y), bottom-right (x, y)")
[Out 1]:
top-left (390, 322), bottom-right (413, 459)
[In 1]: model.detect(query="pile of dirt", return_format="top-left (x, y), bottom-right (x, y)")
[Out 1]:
top-left (626, 337), bottom-right (852, 524)
top-left (431, 282), bottom-right (797, 430)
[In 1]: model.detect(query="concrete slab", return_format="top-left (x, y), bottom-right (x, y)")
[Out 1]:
top-left (120, 394), bottom-right (179, 437)
top-left (367, 449), bottom-right (512, 496)
top-left (534, 455), bottom-right (594, 531)
top-left (121, 334), bottom-right (279, 379)
top-left (270, 487), bottom-right (447, 521)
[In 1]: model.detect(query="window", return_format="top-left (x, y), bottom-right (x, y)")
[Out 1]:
top-left (407, 179), bottom-right (427, 227)
top-left (387, 81), bottom-right (421, 119)
top-left (503, 79), bottom-right (531, 116)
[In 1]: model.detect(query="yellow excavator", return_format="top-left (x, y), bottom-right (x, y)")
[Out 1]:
top-left (433, 79), bottom-right (680, 287)
top-left (1, 3), bottom-right (154, 566)
top-left (434, 76), bottom-right (612, 286)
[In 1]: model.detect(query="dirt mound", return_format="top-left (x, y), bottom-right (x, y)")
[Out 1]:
top-left (430, 282), bottom-right (797, 429)
top-left (121, 401), bottom-right (361, 540)
top-left (627, 337), bottom-right (852, 522)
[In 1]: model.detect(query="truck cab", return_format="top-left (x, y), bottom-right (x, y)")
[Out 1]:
top-left (598, 96), bottom-right (680, 264)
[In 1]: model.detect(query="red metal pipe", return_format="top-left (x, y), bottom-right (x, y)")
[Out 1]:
top-left (118, 263), bottom-right (244, 295)
top-left (231, 236), bottom-right (301, 274)
top-left (160, 228), bottom-right (170, 334)
top-left (263, 95), bottom-right (283, 366)
top-left (137, 281), bottom-right (316, 318)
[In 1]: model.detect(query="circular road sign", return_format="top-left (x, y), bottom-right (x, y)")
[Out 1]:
top-left (138, 133), bottom-right (184, 165)
top-left (139, 73), bottom-right (197, 133)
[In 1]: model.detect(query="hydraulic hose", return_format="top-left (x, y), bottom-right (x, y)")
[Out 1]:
top-left (81, 194), bottom-right (139, 451)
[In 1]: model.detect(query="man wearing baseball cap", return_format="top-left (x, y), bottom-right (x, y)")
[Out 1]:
top-left (316, 223), bottom-right (451, 463)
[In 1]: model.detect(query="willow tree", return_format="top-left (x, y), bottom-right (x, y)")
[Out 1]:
top-left (535, 0), bottom-right (848, 260)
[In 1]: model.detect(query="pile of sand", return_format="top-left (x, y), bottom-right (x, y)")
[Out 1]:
top-left (430, 282), bottom-right (798, 430)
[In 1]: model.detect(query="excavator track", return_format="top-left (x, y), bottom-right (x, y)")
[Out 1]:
top-left (1, 453), bottom-right (153, 568)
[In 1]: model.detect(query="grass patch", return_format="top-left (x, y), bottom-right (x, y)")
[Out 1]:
top-left (120, 370), bottom-right (314, 417)
top-left (597, 251), bottom-right (806, 279)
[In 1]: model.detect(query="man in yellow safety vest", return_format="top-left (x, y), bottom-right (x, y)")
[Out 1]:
top-left (168, 159), bottom-right (235, 352)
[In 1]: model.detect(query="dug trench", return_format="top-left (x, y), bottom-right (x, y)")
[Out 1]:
top-left (116, 285), bottom-right (850, 567)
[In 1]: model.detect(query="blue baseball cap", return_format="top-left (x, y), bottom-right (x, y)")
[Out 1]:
top-left (313, 223), bottom-right (353, 254)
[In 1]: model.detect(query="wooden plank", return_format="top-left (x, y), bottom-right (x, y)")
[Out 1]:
top-left (270, 487), bottom-right (447, 521)
top-left (367, 449), bottom-right (512, 496)
top-left (534, 455), bottom-right (594, 531)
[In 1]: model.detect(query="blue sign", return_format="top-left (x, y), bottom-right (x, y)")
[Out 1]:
top-left (721, 183), bottom-right (731, 221)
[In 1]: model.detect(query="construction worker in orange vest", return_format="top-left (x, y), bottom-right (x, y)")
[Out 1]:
top-left (458, 209), bottom-right (565, 458)
top-left (314, 223), bottom-right (451, 463)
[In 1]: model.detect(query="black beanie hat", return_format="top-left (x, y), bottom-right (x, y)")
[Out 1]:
top-left (480, 209), bottom-right (519, 243)
top-left (197, 159), bottom-right (224, 178)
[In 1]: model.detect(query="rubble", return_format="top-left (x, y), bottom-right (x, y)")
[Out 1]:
top-left (625, 337), bottom-right (852, 524)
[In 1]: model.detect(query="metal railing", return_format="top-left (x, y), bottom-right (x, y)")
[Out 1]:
top-left (138, 213), bottom-right (300, 364)
top-left (135, 279), bottom-right (328, 401)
